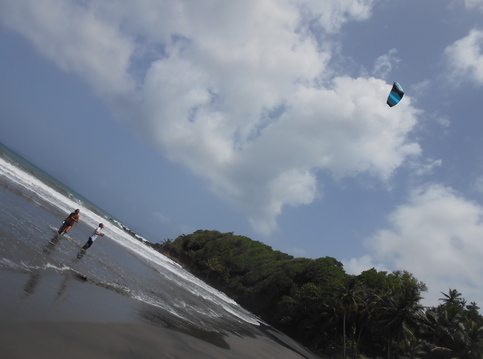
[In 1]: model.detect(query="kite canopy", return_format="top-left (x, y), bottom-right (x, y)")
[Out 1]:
top-left (387, 82), bottom-right (404, 107)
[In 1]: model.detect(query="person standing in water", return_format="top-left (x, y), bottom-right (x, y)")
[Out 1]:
top-left (82, 223), bottom-right (105, 250)
top-left (58, 209), bottom-right (80, 235)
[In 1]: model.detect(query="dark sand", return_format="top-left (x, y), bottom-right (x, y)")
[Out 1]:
top-left (0, 153), bottom-right (321, 359)
top-left (0, 320), bottom-right (319, 359)
top-left (0, 271), bottom-right (320, 359)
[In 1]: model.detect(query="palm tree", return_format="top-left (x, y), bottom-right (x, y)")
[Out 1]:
top-left (424, 299), bottom-right (483, 359)
top-left (425, 303), bottom-right (467, 358)
top-left (377, 287), bottom-right (424, 358)
top-left (455, 318), bottom-right (483, 359)
top-left (354, 288), bottom-right (381, 356)
top-left (335, 276), bottom-right (363, 358)
top-left (439, 288), bottom-right (465, 308)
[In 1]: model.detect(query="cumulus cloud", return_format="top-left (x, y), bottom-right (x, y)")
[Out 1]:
top-left (445, 29), bottom-right (483, 86)
top-left (344, 254), bottom-right (383, 274)
top-left (347, 184), bottom-right (483, 306)
top-left (0, 0), bottom-right (136, 98)
top-left (464, 0), bottom-right (483, 11)
top-left (0, 0), bottom-right (422, 235)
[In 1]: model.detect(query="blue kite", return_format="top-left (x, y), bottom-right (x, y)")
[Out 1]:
top-left (387, 82), bottom-right (404, 107)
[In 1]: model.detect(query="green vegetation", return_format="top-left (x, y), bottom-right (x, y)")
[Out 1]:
top-left (150, 230), bottom-right (483, 358)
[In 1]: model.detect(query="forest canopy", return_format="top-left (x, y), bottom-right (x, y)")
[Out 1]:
top-left (150, 230), bottom-right (483, 359)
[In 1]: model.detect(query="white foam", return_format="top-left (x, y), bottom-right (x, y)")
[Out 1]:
top-left (0, 157), bottom-right (261, 326)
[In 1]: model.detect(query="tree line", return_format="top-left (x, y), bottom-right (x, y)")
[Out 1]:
top-left (149, 230), bottom-right (483, 359)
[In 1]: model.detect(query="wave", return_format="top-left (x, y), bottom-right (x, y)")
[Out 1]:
top-left (0, 154), bottom-right (262, 328)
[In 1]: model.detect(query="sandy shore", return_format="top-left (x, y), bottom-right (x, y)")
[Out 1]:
top-left (0, 320), bottom-right (320, 359)
top-left (0, 271), bottom-right (320, 359)
top-left (0, 162), bottom-right (322, 359)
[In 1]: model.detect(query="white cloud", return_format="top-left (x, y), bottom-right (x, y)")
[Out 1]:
top-left (0, 0), bottom-right (136, 99)
top-left (464, 0), bottom-right (483, 11)
top-left (445, 29), bottom-right (483, 86)
top-left (344, 255), bottom-right (384, 274)
top-left (407, 158), bottom-right (442, 177)
top-left (295, 0), bottom-right (376, 34)
top-left (350, 184), bottom-right (483, 306)
top-left (286, 246), bottom-right (308, 257)
top-left (372, 48), bottom-right (399, 79)
top-left (0, 0), bottom-right (422, 235)
top-left (249, 169), bottom-right (318, 235)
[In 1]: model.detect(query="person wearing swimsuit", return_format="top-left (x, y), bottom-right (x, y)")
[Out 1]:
top-left (58, 209), bottom-right (80, 235)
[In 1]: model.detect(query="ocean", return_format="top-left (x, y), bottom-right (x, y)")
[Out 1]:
top-left (0, 143), bottom-right (320, 359)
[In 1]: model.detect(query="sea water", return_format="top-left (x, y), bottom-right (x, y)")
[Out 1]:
top-left (0, 144), bottom-right (323, 358)
top-left (0, 143), bottom-right (261, 330)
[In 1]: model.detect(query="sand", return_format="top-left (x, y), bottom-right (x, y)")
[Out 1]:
top-left (0, 271), bottom-right (320, 359)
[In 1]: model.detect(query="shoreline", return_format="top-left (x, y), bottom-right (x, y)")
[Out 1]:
top-left (0, 270), bottom-right (321, 358)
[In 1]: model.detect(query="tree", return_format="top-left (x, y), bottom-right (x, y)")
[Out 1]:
top-left (335, 276), bottom-right (363, 359)
top-left (376, 286), bottom-right (424, 358)
top-left (204, 257), bottom-right (224, 280)
top-left (458, 318), bottom-right (483, 359)
top-left (439, 288), bottom-right (466, 308)
top-left (152, 230), bottom-right (483, 358)
top-left (424, 290), bottom-right (483, 359)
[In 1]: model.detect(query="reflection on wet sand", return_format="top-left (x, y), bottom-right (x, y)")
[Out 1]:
top-left (138, 306), bottom-right (231, 350)
top-left (137, 305), bottom-right (315, 359)
top-left (23, 234), bottom-right (86, 301)
top-left (23, 234), bottom-right (251, 353)
top-left (42, 235), bottom-right (62, 255)
top-left (23, 234), bottom-right (65, 296)
top-left (23, 272), bottom-right (41, 296)
top-left (23, 233), bottom-right (132, 306)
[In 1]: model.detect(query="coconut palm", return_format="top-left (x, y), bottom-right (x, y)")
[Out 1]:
top-left (439, 288), bottom-right (466, 308)
top-left (377, 287), bottom-right (424, 358)
top-left (335, 276), bottom-right (363, 359)
top-left (455, 318), bottom-right (483, 359)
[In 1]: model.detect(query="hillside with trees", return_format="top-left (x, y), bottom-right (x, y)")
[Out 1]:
top-left (150, 230), bottom-right (483, 358)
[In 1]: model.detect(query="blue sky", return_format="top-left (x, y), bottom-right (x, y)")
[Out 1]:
top-left (2, 0), bottom-right (483, 307)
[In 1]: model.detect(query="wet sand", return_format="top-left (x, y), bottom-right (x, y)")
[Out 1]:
top-left (0, 320), bottom-right (318, 359)
top-left (0, 271), bottom-right (320, 359)
top-left (0, 155), bottom-right (321, 359)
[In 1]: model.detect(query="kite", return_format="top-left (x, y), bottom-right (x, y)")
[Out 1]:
top-left (387, 82), bottom-right (404, 107)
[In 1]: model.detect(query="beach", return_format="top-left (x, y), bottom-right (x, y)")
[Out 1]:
top-left (0, 271), bottom-right (319, 359)
top-left (0, 321), bottom-right (318, 359)
top-left (0, 147), bottom-right (320, 359)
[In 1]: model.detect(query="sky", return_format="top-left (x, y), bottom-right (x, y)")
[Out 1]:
top-left (1, 0), bottom-right (483, 307)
